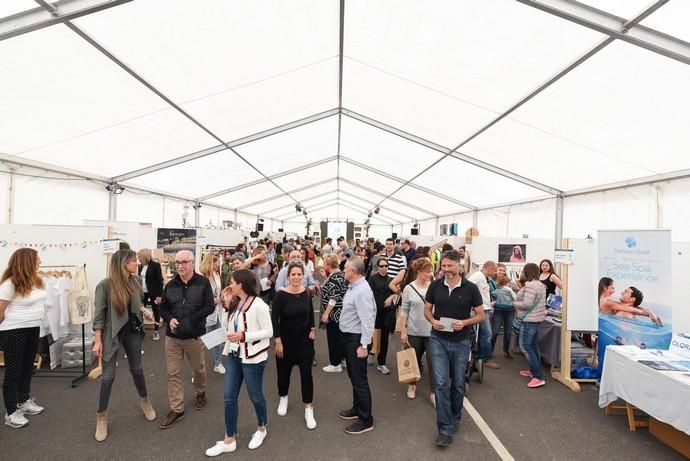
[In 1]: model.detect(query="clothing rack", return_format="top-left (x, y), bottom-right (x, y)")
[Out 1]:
top-left (33, 263), bottom-right (88, 388)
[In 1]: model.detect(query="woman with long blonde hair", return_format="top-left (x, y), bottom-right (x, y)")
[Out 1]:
top-left (201, 252), bottom-right (224, 374)
top-left (0, 248), bottom-right (48, 428)
top-left (92, 249), bottom-right (156, 441)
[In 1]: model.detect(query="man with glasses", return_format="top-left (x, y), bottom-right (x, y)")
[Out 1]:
top-left (158, 250), bottom-right (215, 429)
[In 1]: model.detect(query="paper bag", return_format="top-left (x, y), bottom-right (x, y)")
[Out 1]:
top-left (397, 346), bottom-right (421, 384)
top-left (371, 329), bottom-right (381, 355)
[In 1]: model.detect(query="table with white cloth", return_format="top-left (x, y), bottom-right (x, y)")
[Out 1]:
top-left (598, 345), bottom-right (690, 436)
top-left (509, 316), bottom-right (561, 366)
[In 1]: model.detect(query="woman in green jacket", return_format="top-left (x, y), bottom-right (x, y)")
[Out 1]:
top-left (91, 249), bottom-right (156, 441)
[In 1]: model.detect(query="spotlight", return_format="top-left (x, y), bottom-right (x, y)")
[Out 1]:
top-left (295, 204), bottom-right (302, 212)
top-left (374, 206), bottom-right (380, 214)
top-left (368, 212), bottom-right (372, 218)
top-left (106, 183), bottom-right (125, 195)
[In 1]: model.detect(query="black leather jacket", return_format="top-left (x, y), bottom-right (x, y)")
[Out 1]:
top-left (159, 272), bottom-right (214, 339)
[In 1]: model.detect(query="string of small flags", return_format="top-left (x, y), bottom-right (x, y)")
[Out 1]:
top-left (0, 239), bottom-right (104, 251)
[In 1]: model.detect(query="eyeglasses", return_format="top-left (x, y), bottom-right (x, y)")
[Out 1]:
top-left (175, 260), bottom-right (193, 265)
top-left (379, 264), bottom-right (388, 268)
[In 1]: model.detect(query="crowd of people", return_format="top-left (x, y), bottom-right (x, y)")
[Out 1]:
top-left (0, 235), bottom-right (565, 454)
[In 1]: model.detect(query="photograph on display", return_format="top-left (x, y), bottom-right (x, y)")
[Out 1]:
top-left (597, 230), bottom-right (673, 372)
top-left (498, 244), bottom-right (526, 263)
top-left (157, 228), bottom-right (197, 256)
top-left (638, 361), bottom-right (687, 372)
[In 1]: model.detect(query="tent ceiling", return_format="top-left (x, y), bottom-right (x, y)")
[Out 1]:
top-left (2, 0), bottom-right (690, 223)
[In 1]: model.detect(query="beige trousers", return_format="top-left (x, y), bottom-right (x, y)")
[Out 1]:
top-left (165, 336), bottom-right (207, 412)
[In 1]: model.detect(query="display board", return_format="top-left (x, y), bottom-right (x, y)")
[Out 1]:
top-left (0, 224), bottom-right (108, 332)
top-left (672, 242), bottom-right (690, 334)
top-left (469, 237), bottom-right (555, 266)
top-left (566, 238), bottom-right (598, 331)
top-left (598, 230), bottom-right (673, 371)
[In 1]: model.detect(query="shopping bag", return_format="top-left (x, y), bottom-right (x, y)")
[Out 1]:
top-left (69, 266), bottom-right (92, 325)
top-left (371, 329), bottom-right (381, 354)
top-left (397, 346), bottom-right (421, 384)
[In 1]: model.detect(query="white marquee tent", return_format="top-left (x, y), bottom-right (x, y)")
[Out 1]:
top-left (1, 0), bottom-right (690, 241)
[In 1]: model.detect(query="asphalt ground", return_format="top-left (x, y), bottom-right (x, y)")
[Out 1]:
top-left (1, 329), bottom-right (685, 461)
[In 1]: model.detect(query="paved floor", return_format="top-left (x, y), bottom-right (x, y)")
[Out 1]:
top-left (1, 330), bottom-right (684, 461)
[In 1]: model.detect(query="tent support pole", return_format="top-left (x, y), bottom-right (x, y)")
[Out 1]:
top-left (7, 168), bottom-right (15, 224)
top-left (108, 188), bottom-right (117, 221)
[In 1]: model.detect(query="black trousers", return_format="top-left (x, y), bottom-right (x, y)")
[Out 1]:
top-left (0, 327), bottom-right (40, 414)
top-left (143, 292), bottom-right (160, 330)
top-left (276, 335), bottom-right (314, 404)
top-left (342, 333), bottom-right (373, 425)
top-left (326, 321), bottom-right (344, 366)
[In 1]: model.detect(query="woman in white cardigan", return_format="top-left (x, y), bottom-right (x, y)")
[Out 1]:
top-left (206, 269), bottom-right (273, 457)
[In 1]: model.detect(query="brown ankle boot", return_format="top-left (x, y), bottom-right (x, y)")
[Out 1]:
top-left (140, 398), bottom-right (157, 421)
top-left (95, 411), bottom-right (108, 442)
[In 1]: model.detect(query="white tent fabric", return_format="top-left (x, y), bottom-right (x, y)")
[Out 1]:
top-left (1, 0), bottom-right (690, 239)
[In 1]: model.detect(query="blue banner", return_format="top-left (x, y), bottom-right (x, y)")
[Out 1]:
top-left (598, 230), bottom-right (672, 370)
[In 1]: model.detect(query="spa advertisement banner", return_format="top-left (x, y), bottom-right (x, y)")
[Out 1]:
top-left (598, 230), bottom-right (673, 369)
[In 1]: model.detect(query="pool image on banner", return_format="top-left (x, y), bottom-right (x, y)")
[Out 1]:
top-left (597, 230), bottom-right (673, 372)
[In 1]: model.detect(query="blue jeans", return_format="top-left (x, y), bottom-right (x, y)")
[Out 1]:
top-left (430, 333), bottom-right (470, 435)
top-left (206, 322), bottom-right (223, 367)
top-left (519, 322), bottom-right (543, 379)
top-left (491, 309), bottom-right (515, 354)
top-left (478, 311), bottom-right (493, 361)
top-left (223, 355), bottom-right (267, 437)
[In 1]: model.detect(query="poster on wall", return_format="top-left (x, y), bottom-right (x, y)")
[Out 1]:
top-left (597, 230), bottom-right (673, 370)
top-left (157, 228), bottom-right (197, 256)
top-left (498, 244), bottom-right (526, 263)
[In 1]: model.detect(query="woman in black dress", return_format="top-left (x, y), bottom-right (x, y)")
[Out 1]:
top-left (272, 262), bottom-right (317, 429)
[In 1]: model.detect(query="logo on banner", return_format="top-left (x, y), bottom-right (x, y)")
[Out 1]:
top-left (670, 334), bottom-right (690, 358)
top-left (625, 236), bottom-right (637, 248)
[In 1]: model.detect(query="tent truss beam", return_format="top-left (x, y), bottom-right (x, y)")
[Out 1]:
top-left (341, 109), bottom-right (561, 196)
top-left (339, 155), bottom-right (476, 210)
top-left (0, 0), bottom-right (131, 42)
top-left (517, 0), bottom-right (690, 66)
top-left (38, 1), bottom-right (302, 207)
top-left (335, 0), bottom-right (345, 207)
top-left (339, 177), bottom-right (437, 217)
top-left (113, 108), bottom-right (339, 182)
top-left (338, 189), bottom-right (417, 221)
top-left (195, 155), bottom-right (338, 202)
top-left (236, 177), bottom-right (338, 211)
top-left (260, 191), bottom-right (340, 217)
top-left (337, 198), bottom-right (401, 224)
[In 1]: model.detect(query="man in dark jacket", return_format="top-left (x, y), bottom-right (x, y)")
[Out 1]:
top-left (158, 250), bottom-right (214, 429)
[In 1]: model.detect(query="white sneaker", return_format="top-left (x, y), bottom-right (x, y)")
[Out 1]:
top-left (377, 365), bottom-right (391, 375)
top-left (17, 398), bottom-right (44, 415)
top-left (205, 440), bottom-right (236, 457)
top-left (367, 355), bottom-right (375, 366)
top-left (340, 359), bottom-right (347, 368)
top-left (152, 331), bottom-right (160, 341)
top-left (4, 411), bottom-right (29, 428)
top-left (322, 364), bottom-right (342, 373)
top-left (213, 364), bottom-right (226, 375)
top-left (305, 407), bottom-right (317, 430)
top-left (277, 396), bottom-right (288, 416)
top-left (248, 429), bottom-right (267, 450)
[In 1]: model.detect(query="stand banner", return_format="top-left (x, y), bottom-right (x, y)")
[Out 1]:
top-left (598, 230), bottom-right (673, 369)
